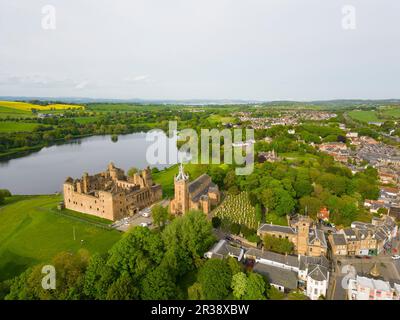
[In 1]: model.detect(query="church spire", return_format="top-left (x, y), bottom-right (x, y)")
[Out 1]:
top-left (176, 162), bottom-right (189, 181)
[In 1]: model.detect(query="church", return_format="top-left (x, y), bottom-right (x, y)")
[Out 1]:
top-left (170, 164), bottom-right (221, 215)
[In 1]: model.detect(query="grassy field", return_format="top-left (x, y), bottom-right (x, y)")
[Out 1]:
top-left (348, 110), bottom-right (380, 123)
top-left (380, 108), bottom-right (400, 118)
top-left (0, 101), bottom-right (84, 112)
top-left (208, 114), bottom-right (235, 124)
top-left (0, 195), bottom-right (121, 281)
top-left (0, 121), bottom-right (41, 133)
top-left (0, 106), bottom-right (32, 119)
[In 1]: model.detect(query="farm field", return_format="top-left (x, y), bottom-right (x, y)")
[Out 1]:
top-left (0, 195), bottom-right (121, 281)
top-left (208, 114), bottom-right (235, 124)
top-left (348, 110), bottom-right (380, 123)
top-left (0, 106), bottom-right (32, 119)
top-left (0, 101), bottom-right (84, 112)
top-left (213, 191), bottom-right (258, 229)
top-left (0, 121), bottom-right (41, 133)
top-left (380, 108), bottom-right (400, 118)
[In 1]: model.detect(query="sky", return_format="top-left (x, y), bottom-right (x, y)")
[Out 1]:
top-left (0, 0), bottom-right (399, 101)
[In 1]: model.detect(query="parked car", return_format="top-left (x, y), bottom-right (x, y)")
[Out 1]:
top-left (142, 212), bottom-right (150, 218)
top-left (391, 255), bottom-right (400, 260)
top-left (225, 235), bottom-right (234, 242)
top-left (140, 222), bottom-right (149, 227)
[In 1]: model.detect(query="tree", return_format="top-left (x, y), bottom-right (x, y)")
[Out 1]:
top-left (244, 273), bottom-right (266, 300)
top-left (255, 204), bottom-right (263, 224)
top-left (0, 189), bottom-right (11, 205)
top-left (107, 227), bottom-right (164, 281)
top-left (140, 266), bottom-right (179, 300)
top-left (106, 272), bottom-right (139, 300)
top-left (6, 250), bottom-right (89, 300)
top-left (230, 223), bottom-right (241, 235)
top-left (211, 216), bottom-right (221, 229)
top-left (188, 282), bottom-right (203, 300)
top-left (299, 196), bottom-right (323, 219)
top-left (84, 254), bottom-right (115, 299)
top-left (274, 189), bottom-right (295, 216)
top-left (231, 272), bottom-right (247, 299)
top-left (263, 234), bottom-right (294, 254)
top-left (294, 179), bottom-right (313, 198)
top-left (162, 211), bottom-right (216, 274)
top-left (152, 204), bottom-right (168, 229)
top-left (231, 272), bottom-right (267, 300)
top-left (197, 259), bottom-right (232, 300)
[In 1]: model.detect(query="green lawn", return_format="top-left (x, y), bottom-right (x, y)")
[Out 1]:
top-left (73, 117), bottom-right (100, 124)
top-left (348, 110), bottom-right (380, 123)
top-left (0, 121), bottom-right (40, 133)
top-left (208, 114), bottom-right (235, 124)
top-left (280, 152), bottom-right (319, 163)
top-left (0, 195), bottom-right (121, 281)
top-left (380, 108), bottom-right (400, 118)
top-left (0, 106), bottom-right (32, 119)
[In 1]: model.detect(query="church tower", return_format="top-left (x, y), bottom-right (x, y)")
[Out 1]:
top-left (172, 163), bottom-right (189, 214)
top-left (296, 216), bottom-right (311, 255)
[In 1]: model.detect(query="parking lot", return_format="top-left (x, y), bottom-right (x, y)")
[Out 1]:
top-left (112, 200), bottom-right (169, 232)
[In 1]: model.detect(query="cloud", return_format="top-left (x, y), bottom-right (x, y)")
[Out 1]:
top-left (123, 75), bottom-right (150, 83)
top-left (0, 73), bottom-right (91, 90)
top-left (75, 80), bottom-right (90, 89)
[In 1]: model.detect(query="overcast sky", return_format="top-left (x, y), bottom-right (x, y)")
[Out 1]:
top-left (0, 0), bottom-right (399, 100)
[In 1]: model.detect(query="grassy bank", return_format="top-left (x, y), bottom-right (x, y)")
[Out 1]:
top-left (0, 195), bottom-right (121, 281)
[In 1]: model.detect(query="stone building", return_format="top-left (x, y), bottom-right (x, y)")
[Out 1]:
top-left (63, 163), bottom-right (162, 221)
top-left (257, 216), bottom-right (327, 257)
top-left (328, 215), bottom-right (398, 257)
top-left (170, 163), bottom-right (220, 215)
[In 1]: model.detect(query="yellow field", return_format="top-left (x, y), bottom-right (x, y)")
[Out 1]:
top-left (0, 101), bottom-right (84, 111)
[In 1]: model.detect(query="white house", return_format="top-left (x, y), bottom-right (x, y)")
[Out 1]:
top-left (348, 276), bottom-right (396, 300)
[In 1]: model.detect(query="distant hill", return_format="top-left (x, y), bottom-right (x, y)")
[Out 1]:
top-left (0, 96), bottom-right (399, 108)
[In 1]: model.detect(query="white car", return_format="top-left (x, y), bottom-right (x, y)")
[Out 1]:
top-left (142, 212), bottom-right (150, 218)
top-left (140, 222), bottom-right (149, 227)
top-left (391, 255), bottom-right (400, 260)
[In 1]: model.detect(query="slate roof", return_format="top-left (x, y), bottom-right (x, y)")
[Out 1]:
top-left (258, 224), bottom-right (297, 235)
top-left (299, 255), bottom-right (330, 271)
top-left (207, 240), bottom-right (244, 260)
top-left (308, 228), bottom-right (327, 248)
top-left (331, 233), bottom-right (347, 246)
top-left (245, 248), bottom-right (299, 269)
top-left (307, 264), bottom-right (329, 282)
top-left (188, 174), bottom-right (211, 194)
top-left (253, 263), bottom-right (298, 290)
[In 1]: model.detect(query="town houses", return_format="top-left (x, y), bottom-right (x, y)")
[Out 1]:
top-left (205, 240), bottom-right (330, 300)
top-left (329, 215), bottom-right (398, 257)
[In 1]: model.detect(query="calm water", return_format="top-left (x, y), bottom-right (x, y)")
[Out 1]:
top-left (0, 133), bottom-right (183, 195)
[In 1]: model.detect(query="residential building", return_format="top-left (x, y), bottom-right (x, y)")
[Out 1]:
top-left (258, 216), bottom-right (327, 257)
